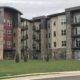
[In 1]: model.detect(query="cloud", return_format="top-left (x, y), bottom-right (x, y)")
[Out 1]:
top-left (0, 0), bottom-right (80, 19)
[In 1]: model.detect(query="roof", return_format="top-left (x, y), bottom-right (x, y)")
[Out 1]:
top-left (0, 6), bottom-right (22, 15)
top-left (47, 12), bottom-right (65, 19)
top-left (21, 17), bottom-right (32, 22)
top-left (66, 6), bottom-right (80, 12)
top-left (32, 16), bottom-right (46, 22)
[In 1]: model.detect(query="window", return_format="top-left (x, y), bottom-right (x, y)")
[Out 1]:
top-left (62, 41), bottom-right (66, 47)
top-left (53, 21), bottom-right (56, 26)
top-left (47, 21), bottom-right (50, 28)
top-left (61, 30), bottom-right (66, 36)
top-left (39, 24), bottom-right (41, 29)
top-left (61, 18), bottom-right (66, 25)
top-left (26, 34), bottom-right (28, 39)
top-left (54, 42), bottom-right (56, 47)
top-left (75, 38), bottom-right (80, 47)
top-left (48, 43), bottom-right (51, 48)
top-left (6, 41), bottom-right (12, 48)
top-left (74, 14), bottom-right (80, 23)
top-left (24, 21), bottom-right (27, 26)
top-left (49, 33), bottom-right (51, 38)
top-left (13, 43), bottom-right (15, 47)
top-left (4, 19), bottom-right (6, 24)
top-left (5, 30), bottom-right (12, 36)
top-left (6, 19), bottom-right (12, 27)
top-left (54, 31), bottom-right (56, 37)
top-left (74, 27), bottom-right (80, 35)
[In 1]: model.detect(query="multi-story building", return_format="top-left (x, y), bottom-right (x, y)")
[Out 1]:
top-left (1, 6), bottom-right (80, 60)
top-left (21, 18), bottom-right (32, 59)
top-left (21, 16), bottom-right (48, 60)
top-left (66, 6), bottom-right (80, 59)
top-left (0, 6), bottom-right (22, 60)
top-left (47, 12), bottom-right (67, 59)
top-left (32, 16), bottom-right (48, 60)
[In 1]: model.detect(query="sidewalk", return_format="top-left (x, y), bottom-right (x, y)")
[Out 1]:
top-left (2, 71), bottom-right (80, 80)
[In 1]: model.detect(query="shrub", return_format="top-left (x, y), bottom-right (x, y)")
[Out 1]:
top-left (45, 55), bottom-right (49, 62)
top-left (24, 54), bottom-right (28, 62)
top-left (15, 53), bottom-right (20, 63)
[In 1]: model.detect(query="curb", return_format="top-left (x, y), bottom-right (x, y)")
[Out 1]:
top-left (0, 72), bottom-right (59, 79)
top-left (1, 71), bottom-right (80, 80)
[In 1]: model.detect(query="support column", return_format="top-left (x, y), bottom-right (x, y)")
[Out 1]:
top-left (66, 11), bottom-right (72, 59)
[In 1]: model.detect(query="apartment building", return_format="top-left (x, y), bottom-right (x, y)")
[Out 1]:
top-left (47, 12), bottom-right (66, 59)
top-left (32, 16), bottom-right (48, 60)
top-left (66, 6), bottom-right (80, 59)
top-left (21, 18), bottom-right (32, 59)
top-left (21, 16), bottom-right (48, 60)
top-left (0, 6), bottom-right (80, 60)
top-left (0, 6), bottom-right (22, 60)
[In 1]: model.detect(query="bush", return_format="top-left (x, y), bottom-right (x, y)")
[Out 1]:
top-left (15, 53), bottom-right (20, 63)
top-left (45, 55), bottom-right (49, 62)
top-left (24, 54), bottom-right (28, 62)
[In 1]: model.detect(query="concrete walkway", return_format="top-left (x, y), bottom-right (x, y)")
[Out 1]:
top-left (2, 71), bottom-right (80, 80)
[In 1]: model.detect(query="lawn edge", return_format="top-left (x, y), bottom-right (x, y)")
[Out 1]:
top-left (0, 71), bottom-right (80, 79)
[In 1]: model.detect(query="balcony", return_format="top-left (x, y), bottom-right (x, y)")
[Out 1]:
top-left (36, 49), bottom-right (41, 52)
top-left (33, 27), bottom-right (40, 32)
top-left (21, 35), bottom-right (28, 41)
top-left (35, 38), bottom-right (40, 42)
top-left (33, 35), bottom-right (40, 42)
top-left (71, 22), bottom-right (80, 27)
top-left (33, 46), bottom-right (36, 49)
top-left (21, 27), bottom-right (28, 31)
top-left (21, 46), bottom-right (27, 50)
top-left (72, 34), bottom-right (80, 38)
top-left (72, 47), bottom-right (80, 50)
top-left (33, 35), bottom-right (36, 40)
top-left (33, 48), bottom-right (40, 52)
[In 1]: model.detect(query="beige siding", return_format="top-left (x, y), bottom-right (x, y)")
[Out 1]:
top-left (0, 25), bottom-right (4, 60)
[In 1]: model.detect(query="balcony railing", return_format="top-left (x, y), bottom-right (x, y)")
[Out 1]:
top-left (33, 35), bottom-right (40, 42)
top-left (21, 27), bottom-right (28, 31)
top-left (71, 22), bottom-right (80, 27)
top-left (72, 46), bottom-right (80, 50)
top-left (33, 27), bottom-right (40, 32)
top-left (35, 38), bottom-right (40, 42)
top-left (21, 46), bottom-right (28, 50)
top-left (72, 34), bottom-right (80, 38)
top-left (21, 35), bottom-right (28, 41)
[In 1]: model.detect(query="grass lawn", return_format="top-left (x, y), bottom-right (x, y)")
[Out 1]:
top-left (0, 60), bottom-right (80, 77)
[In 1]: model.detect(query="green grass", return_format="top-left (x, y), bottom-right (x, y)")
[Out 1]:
top-left (0, 60), bottom-right (80, 77)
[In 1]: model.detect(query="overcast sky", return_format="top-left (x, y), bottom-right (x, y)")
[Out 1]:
top-left (0, 0), bottom-right (80, 19)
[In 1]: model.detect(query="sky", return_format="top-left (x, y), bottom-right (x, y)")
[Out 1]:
top-left (0, 0), bottom-right (80, 19)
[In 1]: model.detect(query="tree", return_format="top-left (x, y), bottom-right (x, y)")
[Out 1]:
top-left (15, 53), bottom-right (20, 63)
top-left (24, 54), bottom-right (28, 62)
top-left (45, 54), bottom-right (49, 62)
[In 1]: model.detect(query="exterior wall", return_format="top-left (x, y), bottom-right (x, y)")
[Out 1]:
top-left (52, 48), bottom-right (66, 59)
top-left (15, 27), bottom-right (21, 59)
top-left (66, 6), bottom-right (80, 60)
top-left (66, 11), bottom-right (72, 59)
top-left (0, 8), bottom-right (4, 60)
top-left (0, 24), bottom-right (4, 60)
top-left (21, 19), bottom-right (32, 59)
top-left (32, 21), bottom-right (41, 59)
top-left (40, 18), bottom-right (48, 60)
top-left (48, 14), bottom-right (66, 59)
top-left (26, 21), bottom-right (32, 59)
top-left (1, 6), bottom-right (80, 60)
top-left (0, 7), bottom-right (22, 60)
